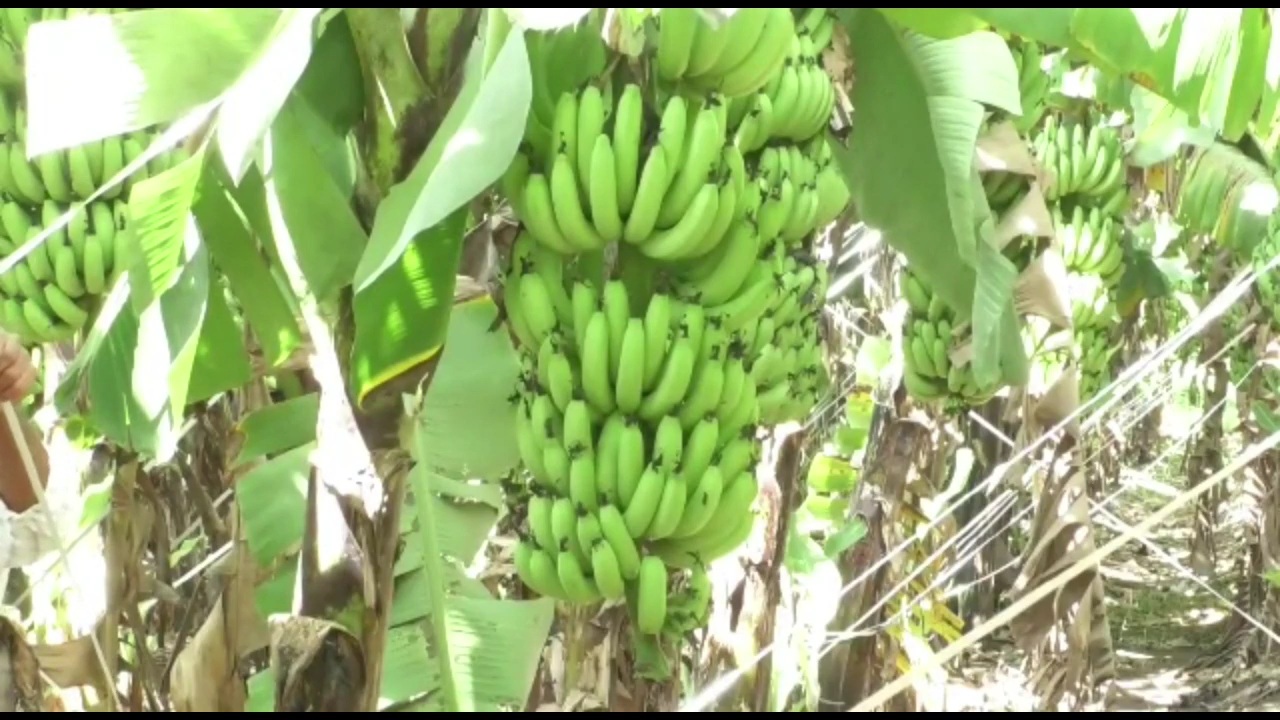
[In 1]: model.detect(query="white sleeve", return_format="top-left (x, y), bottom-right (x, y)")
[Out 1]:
top-left (0, 427), bottom-right (81, 569)
top-left (0, 477), bottom-right (77, 569)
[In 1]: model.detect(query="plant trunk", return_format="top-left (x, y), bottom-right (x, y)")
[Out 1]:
top-left (1187, 325), bottom-right (1227, 578)
top-left (1207, 357), bottom-right (1280, 653)
top-left (263, 9), bottom-right (480, 712)
top-left (817, 415), bottom-right (931, 710)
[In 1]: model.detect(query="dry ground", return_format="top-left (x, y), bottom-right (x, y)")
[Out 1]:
top-left (933, 399), bottom-right (1280, 712)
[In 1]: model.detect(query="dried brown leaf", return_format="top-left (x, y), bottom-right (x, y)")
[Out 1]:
top-left (949, 337), bottom-right (973, 369)
top-left (977, 120), bottom-right (1039, 175)
top-left (1015, 250), bottom-right (1073, 329)
top-left (995, 184), bottom-right (1055, 247)
top-left (0, 615), bottom-right (47, 712)
top-left (1033, 366), bottom-right (1082, 438)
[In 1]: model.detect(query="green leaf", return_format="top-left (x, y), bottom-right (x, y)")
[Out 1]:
top-left (54, 279), bottom-right (131, 416)
top-left (1175, 143), bottom-right (1278, 255)
top-left (1264, 568), bottom-right (1280, 588)
top-left (836, 12), bottom-right (1019, 322)
top-left (350, 210), bottom-right (467, 409)
top-left (973, 239), bottom-right (1021, 386)
top-left (1221, 9), bottom-right (1269, 141)
top-left (1253, 11), bottom-right (1280, 146)
top-left (823, 519), bottom-right (869, 558)
top-left (414, 297), bottom-right (521, 481)
top-left (85, 235), bottom-right (210, 460)
top-left (394, 490), bottom-right (498, 575)
top-left (1070, 9), bottom-right (1266, 140)
top-left (783, 523), bottom-right (830, 576)
top-left (235, 443), bottom-right (313, 564)
top-left (973, 8), bottom-right (1076, 48)
top-left (268, 95), bottom-right (366, 300)
top-left (876, 8), bottom-right (987, 39)
top-left (125, 147), bottom-right (206, 311)
top-left (402, 421), bottom-right (555, 712)
top-left (526, 16), bottom-right (609, 120)
top-left (1128, 85), bottom-right (1215, 168)
top-left (836, 13), bottom-right (1026, 385)
top-left (78, 475), bottom-right (114, 531)
top-left (24, 9), bottom-right (283, 154)
top-left (379, 595), bottom-right (555, 711)
top-left (293, 13), bottom-right (365, 145)
top-left (193, 169), bottom-right (304, 368)
top-left (1069, 9), bottom-right (1178, 76)
top-left (354, 28), bottom-right (530, 292)
top-left (186, 280), bottom-right (252, 404)
top-left (232, 393), bottom-right (320, 468)
top-left (215, 9), bottom-right (321, 181)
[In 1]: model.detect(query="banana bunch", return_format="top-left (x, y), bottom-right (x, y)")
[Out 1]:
top-left (506, 86), bottom-right (753, 262)
top-left (503, 228), bottom-right (769, 627)
top-left (0, 198), bottom-right (127, 342)
top-left (749, 25), bottom-right (835, 143)
top-left (1075, 325), bottom-right (1117, 398)
top-left (742, 251), bottom-right (829, 425)
top-left (653, 8), bottom-right (796, 98)
top-left (981, 170), bottom-right (1030, 216)
top-left (500, 2), bottom-right (854, 639)
top-left (899, 271), bottom-right (1000, 406)
top-left (737, 137), bottom-right (847, 248)
top-left (1009, 39), bottom-right (1050, 134)
top-left (1052, 203), bottom-right (1125, 285)
top-left (1067, 272), bottom-right (1116, 329)
top-left (722, 9), bottom-right (838, 151)
top-left (0, 126), bottom-right (178, 208)
top-left (508, 265), bottom-right (773, 438)
top-left (510, 372), bottom-right (763, 634)
top-left (1033, 115), bottom-right (1129, 210)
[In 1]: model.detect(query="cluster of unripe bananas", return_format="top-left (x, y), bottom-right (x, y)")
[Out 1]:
top-left (1052, 203), bottom-right (1126, 286)
top-left (505, 232), bottom-right (764, 635)
top-left (1035, 115), bottom-right (1128, 211)
top-left (898, 270), bottom-right (1000, 407)
top-left (499, 8), bottom-right (849, 636)
top-left (0, 8), bottom-right (182, 345)
top-left (1030, 113), bottom-right (1130, 399)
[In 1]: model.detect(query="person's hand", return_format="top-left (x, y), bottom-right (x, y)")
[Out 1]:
top-left (0, 331), bottom-right (36, 403)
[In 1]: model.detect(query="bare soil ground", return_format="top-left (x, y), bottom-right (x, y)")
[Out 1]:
top-left (935, 405), bottom-right (1280, 712)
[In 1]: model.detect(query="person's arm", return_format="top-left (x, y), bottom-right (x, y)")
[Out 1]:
top-left (0, 332), bottom-right (46, 514)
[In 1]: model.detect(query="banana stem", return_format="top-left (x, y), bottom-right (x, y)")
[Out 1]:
top-left (345, 8), bottom-right (428, 194)
top-left (562, 606), bottom-right (590, 694)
